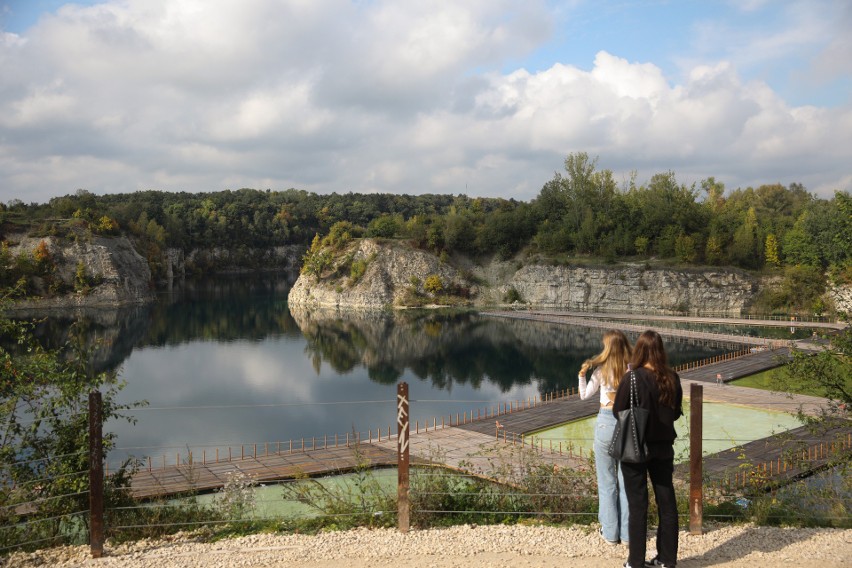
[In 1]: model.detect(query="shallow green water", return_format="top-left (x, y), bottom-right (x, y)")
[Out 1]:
top-left (186, 468), bottom-right (398, 518)
top-left (527, 400), bottom-right (803, 463)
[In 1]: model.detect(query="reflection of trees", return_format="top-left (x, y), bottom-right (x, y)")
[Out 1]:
top-left (19, 306), bottom-right (151, 375)
top-left (292, 307), bottom-right (595, 393)
top-left (18, 275), bottom-right (302, 374)
top-left (291, 307), bottom-right (732, 395)
top-left (145, 275), bottom-right (301, 345)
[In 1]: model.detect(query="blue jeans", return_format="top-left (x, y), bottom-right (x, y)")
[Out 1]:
top-left (593, 408), bottom-right (629, 543)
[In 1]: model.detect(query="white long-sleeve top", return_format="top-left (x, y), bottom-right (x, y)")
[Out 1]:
top-left (578, 367), bottom-right (618, 406)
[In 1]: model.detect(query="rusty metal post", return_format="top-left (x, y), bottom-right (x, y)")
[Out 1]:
top-left (689, 383), bottom-right (703, 535)
top-left (88, 391), bottom-right (104, 558)
top-left (397, 382), bottom-right (410, 533)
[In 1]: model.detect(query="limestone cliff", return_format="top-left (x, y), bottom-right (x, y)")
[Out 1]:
top-left (288, 239), bottom-right (466, 309)
top-left (288, 238), bottom-right (763, 314)
top-left (477, 262), bottom-right (758, 314)
top-left (7, 234), bottom-right (153, 309)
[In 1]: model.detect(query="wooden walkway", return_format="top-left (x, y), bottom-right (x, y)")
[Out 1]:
top-left (129, 357), bottom-right (847, 499)
top-left (481, 311), bottom-right (790, 348)
top-left (128, 313), bottom-right (849, 499)
top-left (130, 443), bottom-right (404, 499)
top-left (526, 310), bottom-right (846, 330)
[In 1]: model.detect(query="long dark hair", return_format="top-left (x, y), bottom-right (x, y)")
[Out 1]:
top-left (630, 330), bottom-right (677, 407)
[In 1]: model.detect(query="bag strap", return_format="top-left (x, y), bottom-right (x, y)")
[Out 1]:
top-left (629, 369), bottom-right (638, 409)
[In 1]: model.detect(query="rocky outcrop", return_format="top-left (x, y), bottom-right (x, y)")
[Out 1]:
top-left (288, 239), bottom-right (467, 308)
top-left (288, 239), bottom-right (762, 314)
top-left (479, 263), bottom-right (758, 314)
top-left (7, 234), bottom-right (153, 309)
top-left (827, 284), bottom-right (852, 314)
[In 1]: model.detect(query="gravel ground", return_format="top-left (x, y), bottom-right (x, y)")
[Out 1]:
top-left (3, 523), bottom-right (850, 568)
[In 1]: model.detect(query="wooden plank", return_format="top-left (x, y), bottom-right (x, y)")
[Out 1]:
top-left (129, 338), bottom-right (844, 499)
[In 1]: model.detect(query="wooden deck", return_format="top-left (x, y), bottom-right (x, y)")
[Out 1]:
top-left (129, 361), bottom-right (848, 499)
top-left (130, 443), bottom-right (404, 499)
top-left (128, 313), bottom-right (849, 499)
top-left (526, 310), bottom-right (846, 330)
top-left (481, 310), bottom-right (789, 347)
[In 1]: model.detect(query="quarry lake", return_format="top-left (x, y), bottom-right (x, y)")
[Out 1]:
top-left (35, 275), bottom-right (738, 467)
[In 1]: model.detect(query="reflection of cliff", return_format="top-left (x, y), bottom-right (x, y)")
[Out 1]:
top-left (24, 306), bottom-right (153, 375)
top-left (144, 276), bottom-right (302, 346)
top-left (289, 306), bottom-right (605, 393)
top-left (22, 275), bottom-right (303, 374)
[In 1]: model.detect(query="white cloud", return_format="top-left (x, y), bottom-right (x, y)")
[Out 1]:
top-left (0, 0), bottom-right (849, 204)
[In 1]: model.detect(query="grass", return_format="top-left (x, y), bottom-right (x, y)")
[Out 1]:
top-left (729, 366), bottom-right (829, 397)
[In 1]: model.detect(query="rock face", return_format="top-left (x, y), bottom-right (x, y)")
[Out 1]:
top-left (485, 264), bottom-right (758, 314)
top-left (7, 234), bottom-right (153, 309)
top-left (827, 284), bottom-right (852, 313)
top-left (288, 239), bottom-right (464, 308)
top-left (288, 239), bottom-right (761, 314)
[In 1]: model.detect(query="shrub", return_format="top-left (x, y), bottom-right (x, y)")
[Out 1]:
top-left (424, 275), bottom-right (444, 295)
top-left (503, 286), bottom-right (523, 304)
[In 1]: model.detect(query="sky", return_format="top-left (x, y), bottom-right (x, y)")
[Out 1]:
top-left (1, 0), bottom-right (850, 206)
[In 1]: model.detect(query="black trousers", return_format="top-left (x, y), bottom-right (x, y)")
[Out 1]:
top-left (621, 457), bottom-right (678, 567)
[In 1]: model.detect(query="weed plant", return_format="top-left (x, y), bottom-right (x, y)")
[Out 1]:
top-left (280, 443), bottom-right (396, 531)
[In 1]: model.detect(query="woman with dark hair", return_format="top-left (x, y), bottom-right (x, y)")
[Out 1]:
top-left (613, 330), bottom-right (683, 568)
top-left (578, 329), bottom-right (633, 545)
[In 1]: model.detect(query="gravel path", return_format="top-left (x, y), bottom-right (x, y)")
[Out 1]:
top-left (4, 523), bottom-right (850, 568)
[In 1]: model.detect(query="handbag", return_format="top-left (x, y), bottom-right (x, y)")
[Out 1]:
top-left (607, 369), bottom-right (649, 463)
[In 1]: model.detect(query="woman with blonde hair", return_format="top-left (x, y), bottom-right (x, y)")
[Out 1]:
top-left (578, 329), bottom-right (632, 546)
top-left (613, 330), bottom-right (683, 568)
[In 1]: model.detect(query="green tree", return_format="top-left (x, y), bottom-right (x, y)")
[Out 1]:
top-left (366, 214), bottom-right (402, 238)
top-left (1, 310), bottom-right (138, 550)
top-left (783, 213), bottom-right (821, 267)
top-left (765, 234), bottom-right (780, 267)
top-left (675, 233), bottom-right (697, 263)
top-left (730, 207), bottom-right (761, 268)
top-left (777, 319), bottom-right (851, 417)
top-left (705, 235), bottom-right (724, 265)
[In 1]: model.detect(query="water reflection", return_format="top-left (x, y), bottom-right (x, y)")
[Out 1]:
top-left (291, 306), bottom-right (728, 394)
top-left (13, 276), bottom-right (731, 466)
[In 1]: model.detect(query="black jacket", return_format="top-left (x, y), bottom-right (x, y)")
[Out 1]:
top-left (612, 367), bottom-right (683, 460)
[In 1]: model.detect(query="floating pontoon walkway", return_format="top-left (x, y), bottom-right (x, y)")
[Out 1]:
top-left (482, 310), bottom-right (791, 348)
top-left (129, 353), bottom-right (847, 499)
top-left (128, 313), bottom-right (849, 499)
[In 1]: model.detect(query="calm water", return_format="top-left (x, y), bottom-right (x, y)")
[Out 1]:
top-left (27, 276), bottom-right (733, 466)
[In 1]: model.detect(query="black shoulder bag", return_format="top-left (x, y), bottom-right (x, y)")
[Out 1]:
top-left (607, 369), bottom-right (650, 463)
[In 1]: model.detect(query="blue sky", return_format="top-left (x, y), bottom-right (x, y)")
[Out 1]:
top-left (1, 0), bottom-right (850, 204)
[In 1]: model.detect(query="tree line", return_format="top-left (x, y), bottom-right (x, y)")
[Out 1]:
top-left (1, 152), bottom-right (850, 310)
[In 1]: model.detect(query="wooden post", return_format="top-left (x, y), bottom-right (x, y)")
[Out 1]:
top-left (689, 383), bottom-right (704, 535)
top-left (88, 391), bottom-right (104, 558)
top-left (397, 382), bottom-right (410, 533)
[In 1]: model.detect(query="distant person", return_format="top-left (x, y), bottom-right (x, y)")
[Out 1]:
top-left (613, 330), bottom-right (683, 568)
top-left (578, 330), bottom-right (633, 546)
top-left (715, 372), bottom-right (723, 386)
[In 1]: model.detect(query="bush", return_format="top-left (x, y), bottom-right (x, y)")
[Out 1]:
top-left (424, 275), bottom-right (444, 295)
top-left (503, 286), bottom-right (523, 304)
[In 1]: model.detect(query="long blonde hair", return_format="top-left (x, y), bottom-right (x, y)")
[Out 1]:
top-left (581, 330), bottom-right (632, 389)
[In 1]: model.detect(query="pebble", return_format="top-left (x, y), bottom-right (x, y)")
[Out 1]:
top-left (2, 523), bottom-right (850, 567)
